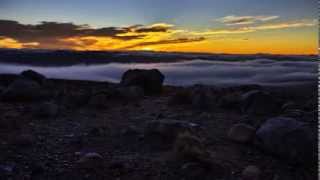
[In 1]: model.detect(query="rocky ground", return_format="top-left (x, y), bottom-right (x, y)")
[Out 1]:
top-left (0, 69), bottom-right (317, 180)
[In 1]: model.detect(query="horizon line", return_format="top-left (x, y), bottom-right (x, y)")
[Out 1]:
top-left (0, 47), bottom-right (317, 57)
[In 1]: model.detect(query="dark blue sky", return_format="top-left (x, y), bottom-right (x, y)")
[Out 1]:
top-left (0, 0), bottom-right (316, 28)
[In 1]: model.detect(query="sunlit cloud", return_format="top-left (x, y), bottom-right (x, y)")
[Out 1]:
top-left (61, 36), bottom-right (125, 50)
top-left (188, 29), bottom-right (255, 36)
top-left (241, 19), bottom-right (316, 31)
top-left (0, 37), bottom-right (23, 48)
top-left (188, 19), bottom-right (316, 36)
top-left (119, 37), bottom-right (206, 50)
top-left (0, 37), bottom-right (39, 49)
top-left (217, 15), bottom-right (279, 25)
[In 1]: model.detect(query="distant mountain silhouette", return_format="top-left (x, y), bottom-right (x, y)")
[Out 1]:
top-left (0, 48), bottom-right (316, 66)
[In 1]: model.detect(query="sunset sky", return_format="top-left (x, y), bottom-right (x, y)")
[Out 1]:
top-left (0, 0), bottom-right (318, 54)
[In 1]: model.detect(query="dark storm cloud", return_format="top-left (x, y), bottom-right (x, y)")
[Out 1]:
top-left (0, 19), bottom-right (145, 43)
top-left (0, 20), bottom-right (86, 41)
top-left (0, 20), bottom-right (193, 49)
top-left (87, 27), bottom-right (127, 36)
top-left (86, 27), bottom-right (145, 40)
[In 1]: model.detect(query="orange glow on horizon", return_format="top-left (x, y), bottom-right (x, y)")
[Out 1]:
top-left (1, 36), bottom-right (316, 55)
top-left (0, 20), bottom-right (317, 55)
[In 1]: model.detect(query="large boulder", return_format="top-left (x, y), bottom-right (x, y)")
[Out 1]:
top-left (241, 90), bottom-right (280, 115)
top-left (120, 69), bottom-right (164, 95)
top-left (255, 117), bottom-right (317, 166)
top-left (21, 70), bottom-right (46, 85)
top-left (1, 78), bottom-right (48, 102)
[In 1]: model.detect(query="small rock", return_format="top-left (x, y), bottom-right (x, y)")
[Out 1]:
top-left (237, 84), bottom-right (262, 92)
top-left (241, 90), bottom-right (279, 115)
top-left (30, 162), bottom-right (46, 177)
top-left (35, 102), bottom-right (58, 118)
top-left (145, 119), bottom-right (201, 144)
top-left (180, 161), bottom-right (229, 180)
top-left (62, 91), bottom-right (91, 108)
top-left (0, 163), bottom-right (15, 175)
top-left (121, 125), bottom-right (140, 136)
top-left (109, 161), bottom-right (125, 169)
top-left (74, 151), bottom-right (82, 156)
top-left (88, 93), bottom-right (108, 108)
top-left (88, 126), bottom-right (106, 137)
top-left (0, 85), bottom-right (5, 94)
top-left (282, 109), bottom-right (304, 118)
top-left (191, 87), bottom-right (212, 111)
top-left (228, 123), bottom-right (256, 143)
top-left (77, 152), bottom-right (104, 169)
top-left (281, 101), bottom-right (298, 112)
top-left (0, 118), bottom-right (19, 130)
top-left (13, 134), bottom-right (35, 146)
top-left (168, 89), bottom-right (192, 105)
top-left (303, 98), bottom-right (317, 111)
top-left (21, 69), bottom-right (46, 85)
top-left (197, 112), bottom-right (212, 120)
top-left (219, 92), bottom-right (241, 109)
top-left (192, 93), bottom-right (210, 110)
top-left (180, 162), bottom-right (208, 180)
top-left (109, 160), bottom-right (130, 177)
top-left (173, 132), bottom-right (210, 163)
top-left (301, 110), bottom-right (318, 123)
top-left (242, 165), bottom-right (261, 180)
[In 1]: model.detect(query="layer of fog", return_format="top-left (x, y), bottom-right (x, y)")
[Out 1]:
top-left (0, 59), bottom-right (317, 86)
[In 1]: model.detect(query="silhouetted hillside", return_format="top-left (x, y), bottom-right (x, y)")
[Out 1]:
top-left (0, 49), bottom-right (316, 66)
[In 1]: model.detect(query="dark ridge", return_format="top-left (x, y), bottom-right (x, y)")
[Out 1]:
top-left (0, 48), bottom-right (316, 66)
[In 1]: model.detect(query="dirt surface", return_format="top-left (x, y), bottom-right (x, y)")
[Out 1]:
top-left (0, 75), bottom-right (317, 180)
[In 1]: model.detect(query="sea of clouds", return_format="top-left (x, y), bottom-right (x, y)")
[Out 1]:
top-left (0, 59), bottom-right (317, 86)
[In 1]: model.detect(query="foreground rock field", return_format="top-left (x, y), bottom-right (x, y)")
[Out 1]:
top-left (0, 69), bottom-right (317, 180)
